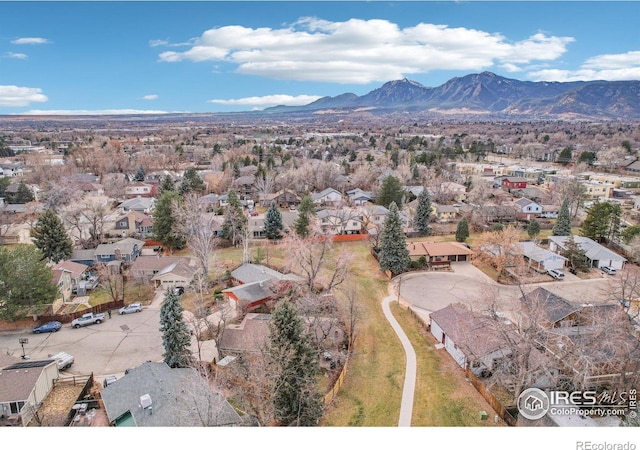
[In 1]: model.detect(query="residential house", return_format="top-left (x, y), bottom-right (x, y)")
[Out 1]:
top-left (429, 303), bottom-right (512, 377)
top-left (346, 188), bottom-right (373, 206)
top-left (51, 266), bottom-right (73, 306)
top-left (311, 188), bottom-right (343, 207)
top-left (222, 279), bottom-right (282, 312)
top-left (431, 203), bottom-right (458, 223)
top-left (77, 182), bottom-right (104, 197)
top-left (101, 362), bottom-right (243, 427)
top-left (230, 262), bottom-right (303, 286)
top-left (112, 211), bottom-right (153, 239)
top-left (218, 313), bottom-right (345, 357)
top-left (316, 208), bottom-right (363, 235)
top-left (548, 235), bottom-right (627, 270)
top-left (118, 197), bottom-right (155, 215)
top-left (0, 163), bottom-right (23, 178)
top-left (581, 180), bottom-right (614, 199)
top-left (360, 204), bottom-right (410, 232)
top-left (407, 241), bottom-right (474, 263)
top-left (0, 223), bottom-right (32, 245)
top-left (514, 197), bottom-right (543, 221)
top-left (232, 174), bottom-right (256, 197)
top-left (70, 249), bottom-right (97, 267)
top-left (501, 177), bottom-right (528, 190)
top-left (520, 288), bottom-right (581, 328)
top-left (519, 242), bottom-right (568, 272)
top-left (52, 260), bottom-right (93, 295)
top-left (130, 255), bottom-right (183, 280)
top-left (0, 356), bottom-right (60, 426)
top-left (437, 182), bottom-right (467, 203)
top-left (540, 204), bottom-right (560, 219)
top-left (197, 193), bottom-right (222, 211)
top-left (247, 213), bottom-right (265, 239)
top-left (259, 189), bottom-right (301, 208)
top-left (150, 258), bottom-right (199, 290)
top-left (124, 182), bottom-right (156, 199)
top-left (479, 204), bottom-right (519, 223)
top-left (94, 238), bottom-right (145, 264)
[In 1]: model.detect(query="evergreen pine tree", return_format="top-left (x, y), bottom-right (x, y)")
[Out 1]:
top-left (264, 202), bottom-right (284, 240)
top-left (159, 289), bottom-right (193, 368)
top-left (561, 235), bottom-right (590, 272)
top-left (455, 217), bottom-right (470, 243)
top-left (32, 209), bottom-right (73, 263)
top-left (179, 167), bottom-right (205, 195)
top-left (527, 219), bottom-right (541, 239)
top-left (377, 175), bottom-right (405, 209)
top-left (152, 190), bottom-right (185, 250)
top-left (413, 189), bottom-right (432, 236)
top-left (552, 199), bottom-right (572, 236)
top-left (13, 181), bottom-right (34, 204)
top-left (158, 174), bottom-right (175, 195)
top-left (379, 202), bottom-right (410, 276)
top-left (293, 195), bottom-right (315, 238)
top-left (222, 189), bottom-right (247, 246)
top-left (269, 299), bottom-right (323, 426)
top-left (133, 165), bottom-right (146, 182)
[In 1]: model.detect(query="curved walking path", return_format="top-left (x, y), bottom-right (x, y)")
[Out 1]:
top-left (381, 283), bottom-right (417, 427)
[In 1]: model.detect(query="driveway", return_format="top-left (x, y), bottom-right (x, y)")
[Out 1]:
top-left (398, 263), bottom-right (618, 318)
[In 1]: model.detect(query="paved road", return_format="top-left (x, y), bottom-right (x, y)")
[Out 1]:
top-left (0, 290), bottom-right (167, 383)
top-left (399, 263), bottom-right (617, 320)
top-left (381, 284), bottom-right (416, 427)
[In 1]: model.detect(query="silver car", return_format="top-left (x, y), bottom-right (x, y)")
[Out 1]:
top-left (118, 303), bottom-right (142, 315)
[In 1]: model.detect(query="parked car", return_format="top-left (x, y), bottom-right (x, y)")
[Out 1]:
top-left (33, 321), bottom-right (62, 334)
top-left (548, 269), bottom-right (565, 280)
top-left (601, 266), bottom-right (617, 275)
top-left (119, 303), bottom-right (142, 315)
top-left (173, 286), bottom-right (184, 296)
top-left (71, 312), bottom-right (105, 328)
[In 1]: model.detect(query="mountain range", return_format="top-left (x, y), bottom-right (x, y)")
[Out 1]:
top-left (264, 72), bottom-right (640, 120)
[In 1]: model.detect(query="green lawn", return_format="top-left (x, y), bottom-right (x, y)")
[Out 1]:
top-left (208, 239), bottom-right (504, 427)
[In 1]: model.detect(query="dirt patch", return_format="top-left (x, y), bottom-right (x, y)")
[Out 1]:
top-left (0, 318), bottom-right (35, 331)
top-left (29, 383), bottom-right (85, 427)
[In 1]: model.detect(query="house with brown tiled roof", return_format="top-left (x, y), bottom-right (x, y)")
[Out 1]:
top-left (407, 241), bottom-right (474, 263)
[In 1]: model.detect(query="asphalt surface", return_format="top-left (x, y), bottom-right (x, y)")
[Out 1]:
top-left (398, 262), bottom-right (618, 321)
top-left (0, 290), bottom-right (166, 383)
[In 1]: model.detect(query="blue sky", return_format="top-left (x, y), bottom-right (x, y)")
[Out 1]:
top-left (1, 1), bottom-right (640, 115)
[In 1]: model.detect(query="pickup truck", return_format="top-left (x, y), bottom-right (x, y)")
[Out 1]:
top-left (50, 351), bottom-right (74, 370)
top-left (71, 312), bottom-right (106, 328)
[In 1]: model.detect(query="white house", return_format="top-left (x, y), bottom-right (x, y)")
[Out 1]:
top-left (125, 182), bottom-right (154, 198)
top-left (311, 188), bottom-right (343, 206)
top-left (548, 235), bottom-right (627, 270)
top-left (316, 208), bottom-right (363, 235)
top-left (514, 197), bottom-right (543, 221)
top-left (520, 241), bottom-right (567, 272)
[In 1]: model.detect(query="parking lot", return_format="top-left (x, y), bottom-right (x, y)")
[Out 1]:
top-left (398, 263), bottom-right (618, 319)
top-left (0, 292), bottom-right (165, 380)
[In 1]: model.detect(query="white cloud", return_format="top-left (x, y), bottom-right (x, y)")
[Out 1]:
top-left (0, 85), bottom-right (48, 107)
top-left (528, 50), bottom-right (640, 82)
top-left (20, 109), bottom-right (170, 115)
top-left (4, 52), bottom-right (28, 59)
top-left (209, 94), bottom-right (322, 108)
top-left (157, 18), bottom-right (573, 84)
top-left (11, 37), bottom-right (50, 45)
top-left (142, 94), bottom-right (159, 100)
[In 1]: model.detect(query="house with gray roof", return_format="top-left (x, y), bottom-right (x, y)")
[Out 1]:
top-left (311, 187), bottom-right (343, 206)
top-left (95, 238), bottom-right (145, 264)
top-left (548, 235), bottom-right (627, 270)
top-left (151, 258), bottom-right (199, 290)
top-left (519, 241), bottom-right (567, 272)
top-left (101, 362), bottom-right (244, 427)
top-left (520, 287), bottom-right (581, 328)
top-left (230, 262), bottom-right (302, 285)
top-left (118, 197), bottom-right (155, 214)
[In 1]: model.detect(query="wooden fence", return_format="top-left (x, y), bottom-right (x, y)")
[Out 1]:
top-left (37, 300), bottom-right (125, 324)
top-left (60, 373), bottom-right (95, 427)
top-left (464, 367), bottom-right (518, 426)
top-left (323, 356), bottom-right (349, 405)
top-left (332, 234), bottom-right (369, 242)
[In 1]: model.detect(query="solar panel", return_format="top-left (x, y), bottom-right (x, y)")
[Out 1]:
top-left (4, 359), bottom-right (55, 370)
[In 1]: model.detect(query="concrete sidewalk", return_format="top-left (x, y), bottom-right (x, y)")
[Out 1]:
top-left (381, 283), bottom-right (416, 427)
